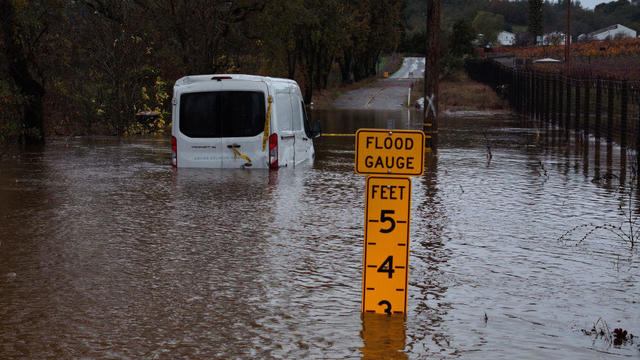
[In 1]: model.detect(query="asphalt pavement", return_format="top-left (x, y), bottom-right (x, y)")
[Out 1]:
top-left (332, 57), bottom-right (425, 110)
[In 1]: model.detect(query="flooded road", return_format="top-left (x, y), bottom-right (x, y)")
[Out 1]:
top-left (332, 57), bottom-right (423, 110)
top-left (1, 110), bottom-right (639, 358)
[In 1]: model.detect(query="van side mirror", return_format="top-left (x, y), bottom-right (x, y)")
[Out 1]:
top-left (312, 122), bottom-right (322, 138)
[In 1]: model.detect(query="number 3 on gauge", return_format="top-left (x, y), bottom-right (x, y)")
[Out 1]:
top-left (380, 210), bottom-right (395, 233)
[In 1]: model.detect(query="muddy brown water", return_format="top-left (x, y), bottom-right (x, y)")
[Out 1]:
top-left (1, 109), bottom-right (639, 359)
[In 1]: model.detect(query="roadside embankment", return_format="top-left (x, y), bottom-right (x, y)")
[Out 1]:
top-left (317, 55), bottom-right (510, 114)
top-left (412, 71), bottom-right (510, 115)
top-left (439, 72), bottom-right (510, 114)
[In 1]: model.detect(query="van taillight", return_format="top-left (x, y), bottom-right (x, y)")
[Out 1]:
top-left (269, 133), bottom-right (278, 170)
top-left (171, 136), bottom-right (177, 167)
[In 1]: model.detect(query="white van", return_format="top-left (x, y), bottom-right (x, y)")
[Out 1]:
top-left (171, 74), bottom-right (317, 169)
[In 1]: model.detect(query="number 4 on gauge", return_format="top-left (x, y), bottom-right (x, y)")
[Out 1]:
top-left (377, 256), bottom-right (394, 278)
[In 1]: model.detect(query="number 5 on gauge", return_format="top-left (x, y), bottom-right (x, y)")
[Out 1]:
top-left (362, 176), bottom-right (411, 316)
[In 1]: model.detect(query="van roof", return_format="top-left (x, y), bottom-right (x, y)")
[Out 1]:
top-left (174, 74), bottom-right (298, 89)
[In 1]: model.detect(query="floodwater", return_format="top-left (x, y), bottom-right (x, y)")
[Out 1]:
top-left (1, 109), bottom-right (639, 359)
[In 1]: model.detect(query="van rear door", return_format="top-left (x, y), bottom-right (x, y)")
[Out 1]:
top-left (177, 91), bottom-right (223, 167)
top-left (219, 81), bottom-right (269, 168)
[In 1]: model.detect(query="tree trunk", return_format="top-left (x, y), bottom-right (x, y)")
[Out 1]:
top-left (303, 51), bottom-right (314, 104)
top-left (340, 50), bottom-right (354, 84)
top-left (304, 71), bottom-right (313, 105)
top-left (287, 49), bottom-right (297, 79)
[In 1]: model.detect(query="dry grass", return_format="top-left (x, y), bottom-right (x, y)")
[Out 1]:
top-left (440, 73), bottom-right (509, 111)
top-left (413, 71), bottom-right (509, 112)
top-left (315, 66), bottom-right (509, 112)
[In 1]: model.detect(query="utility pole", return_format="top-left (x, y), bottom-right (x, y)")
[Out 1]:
top-left (564, 0), bottom-right (571, 75)
top-left (424, 0), bottom-right (440, 150)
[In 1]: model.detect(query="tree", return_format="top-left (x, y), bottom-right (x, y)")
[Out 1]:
top-left (472, 11), bottom-right (504, 45)
top-left (0, 0), bottom-right (57, 144)
top-left (0, 0), bottom-right (411, 140)
top-left (259, 0), bottom-right (404, 101)
top-left (441, 19), bottom-right (475, 79)
top-left (125, 0), bottom-right (264, 76)
top-left (515, 31), bottom-right (535, 46)
top-left (339, 0), bottom-right (405, 84)
top-left (450, 19), bottom-right (475, 57)
top-left (528, 0), bottom-right (543, 40)
top-left (259, 0), bottom-right (306, 79)
top-left (68, 1), bottom-right (161, 134)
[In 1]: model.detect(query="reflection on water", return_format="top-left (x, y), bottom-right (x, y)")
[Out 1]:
top-left (360, 313), bottom-right (407, 360)
top-left (312, 109), bottom-right (414, 133)
top-left (406, 150), bottom-right (455, 356)
top-left (1, 110), bottom-right (639, 358)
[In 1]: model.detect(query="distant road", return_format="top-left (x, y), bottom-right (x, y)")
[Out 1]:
top-left (390, 57), bottom-right (425, 79)
top-left (332, 57), bottom-right (424, 110)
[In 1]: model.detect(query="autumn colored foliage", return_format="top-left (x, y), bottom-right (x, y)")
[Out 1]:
top-left (1, 0), bottom-right (405, 141)
top-left (486, 38), bottom-right (640, 80)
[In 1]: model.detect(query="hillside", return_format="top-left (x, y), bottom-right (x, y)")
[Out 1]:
top-left (404, 0), bottom-right (640, 38)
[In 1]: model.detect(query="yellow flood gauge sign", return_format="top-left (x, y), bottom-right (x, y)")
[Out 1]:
top-left (362, 176), bottom-right (412, 315)
top-left (355, 129), bottom-right (425, 177)
top-left (356, 129), bottom-right (424, 316)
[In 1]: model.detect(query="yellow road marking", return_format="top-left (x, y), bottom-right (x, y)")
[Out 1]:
top-left (365, 88), bottom-right (386, 108)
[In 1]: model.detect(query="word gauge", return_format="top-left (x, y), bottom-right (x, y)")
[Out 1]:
top-left (355, 129), bottom-right (425, 177)
top-left (362, 176), bottom-right (411, 316)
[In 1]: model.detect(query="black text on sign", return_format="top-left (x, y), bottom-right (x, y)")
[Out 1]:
top-left (355, 129), bottom-right (425, 177)
top-left (362, 176), bottom-right (411, 316)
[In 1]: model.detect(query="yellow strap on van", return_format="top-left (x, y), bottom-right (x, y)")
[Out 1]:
top-left (231, 147), bottom-right (252, 166)
top-left (262, 95), bottom-right (273, 151)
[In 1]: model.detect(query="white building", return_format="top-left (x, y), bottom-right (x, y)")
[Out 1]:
top-left (497, 31), bottom-right (515, 46)
top-left (585, 24), bottom-right (637, 41)
top-left (542, 31), bottom-right (567, 45)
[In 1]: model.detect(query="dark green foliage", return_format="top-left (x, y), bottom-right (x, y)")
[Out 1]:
top-left (593, 0), bottom-right (640, 33)
top-left (450, 20), bottom-right (476, 57)
top-left (260, 0), bottom-right (404, 100)
top-left (528, 0), bottom-right (543, 37)
top-left (0, 0), bottom-right (406, 140)
top-left (4, 0), bottom-right (640, 142)
top-left (0, 0), bottom-right (53, 144)
top-left (401, 0), bottom-right (640, 82)
top-left (441, 19), bottom-right (476, 78)
top-left (398, 29), bottom-right (427, 54)
top-left (405, 0), bottom-right (640, 42)
top-left (473, 11), bottom-right (505, 44)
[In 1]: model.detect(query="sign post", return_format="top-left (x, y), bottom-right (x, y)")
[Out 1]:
top-left (355, 129), bottom-right (424, 316)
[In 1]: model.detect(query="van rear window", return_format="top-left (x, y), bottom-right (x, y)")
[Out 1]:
top-left (179, 91), bottom-right (266, 138)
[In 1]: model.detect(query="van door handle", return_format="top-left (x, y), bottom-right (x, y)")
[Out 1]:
top-left (280, 135), bottom-right (295, 140)
top-left (227, 144), bottom-right (241, 148)
top-left (302, 137), bottom-right (309, 141)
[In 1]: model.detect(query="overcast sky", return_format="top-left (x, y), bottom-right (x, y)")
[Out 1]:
top-left (577, 0), bottom-right (621, 9)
